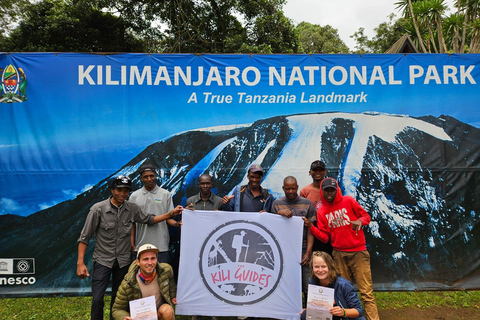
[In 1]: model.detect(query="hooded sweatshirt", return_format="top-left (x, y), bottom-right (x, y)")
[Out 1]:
top-left (309, 179), bottom-right (371, 252)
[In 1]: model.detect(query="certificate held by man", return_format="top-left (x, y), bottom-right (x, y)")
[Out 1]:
top-left (305, 284), bottom-right (334, 320)
top-left (129, 295), bottom-right (157, 320)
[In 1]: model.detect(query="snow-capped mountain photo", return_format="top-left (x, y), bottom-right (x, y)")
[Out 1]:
top-left (1, 111), bottom-right (479, 294)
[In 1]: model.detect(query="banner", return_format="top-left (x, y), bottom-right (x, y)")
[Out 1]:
top-left (0, 53), bottom-right (479, 295)
top-left (176, 210), bottom-right (303, 320)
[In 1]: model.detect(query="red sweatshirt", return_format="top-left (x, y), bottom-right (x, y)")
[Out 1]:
top-left (309, 179), bottom-right (371, 252)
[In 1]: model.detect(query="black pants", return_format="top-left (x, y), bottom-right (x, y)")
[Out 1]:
top-left (91, 260), bottom-right (129, 320)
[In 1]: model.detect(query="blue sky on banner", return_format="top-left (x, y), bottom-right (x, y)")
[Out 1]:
top-left (1, 53), bottom-right (479, 215)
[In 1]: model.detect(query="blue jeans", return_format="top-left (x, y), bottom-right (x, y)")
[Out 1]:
top-left (91, 260), bottom-right (129, 320)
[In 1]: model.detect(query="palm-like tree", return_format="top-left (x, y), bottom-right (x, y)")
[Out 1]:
top-left (444, 13), bottom-right (463, 52)
top-left (469, 17), bottom-right (480, 52)
top-left (455, 0), bottom-right (480, 52)
top-left (428, 0), bottom-right (448, 53)
top-left (456, 0), bottom-right (470, 52)
top-left (396, 0), bottom-right (480, 53)
top-left (415, 0), bottom-right (439, 52)
top-left (402, 18), bottom-right (428, 51)
top-left (396, 0), bottom-right (428, 52)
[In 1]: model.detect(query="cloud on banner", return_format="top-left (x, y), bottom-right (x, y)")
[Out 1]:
top-left (176, 210), bottom-right (303, 320)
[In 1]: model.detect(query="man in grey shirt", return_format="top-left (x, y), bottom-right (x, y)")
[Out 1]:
top-left (130, 163), bottom-right (183, 264)
top-left (185, 174), bottom-right (223, 320)
top-left (271, 176), bottom-right (315, 307)
top-left (186, 174), bottom-right (223, 211)
top-left (76, 175), bottom-right (182, 320)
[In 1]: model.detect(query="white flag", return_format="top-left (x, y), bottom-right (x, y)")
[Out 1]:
top-left (176, 209), bottom-right (303, 320)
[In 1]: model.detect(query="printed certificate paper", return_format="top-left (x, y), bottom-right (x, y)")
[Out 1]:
top-left (305, 284), bottom-right (334, 320)
top-left (128, 295), bottom-right (157, 320)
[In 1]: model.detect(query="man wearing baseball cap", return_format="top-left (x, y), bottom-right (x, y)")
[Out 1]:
top-left (222, 163), bottom-right (274, 213)
top-left (302, 178), bottom-right (379, 320)
top-left (300, 160), bottom-right (327, 209)
top-left (77, 175), bottom-right (182, 320)
top-left (112, 244), bottom-right (177, 320)
top-left (300, 160), bottom-right (333, 255)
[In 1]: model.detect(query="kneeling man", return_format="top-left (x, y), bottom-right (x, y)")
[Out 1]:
top-left (112, 244), bottom-right (177, 320)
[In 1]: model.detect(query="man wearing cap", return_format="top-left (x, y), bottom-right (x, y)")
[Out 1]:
top-left (77, 175), bottom-right (181, 320)
top-left (271, 176), bottom-right (315, 306)
top-left (300, 160), bottom-right (333, 255)
top-left (130, 163), bottom-right (183, 264)
top-left (112, 244), bottom-right (177, 320)
top-left (302, 178), bottom-right (379, 320)
top-left (185, 174), bottom-right (223, 211)
top-left (222, 164), bottom-right (274, 213)
top-left (300, 160), bottom-right (328, 210)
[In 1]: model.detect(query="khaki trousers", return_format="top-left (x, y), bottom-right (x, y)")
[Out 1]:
top-left (332, 250), bottom-right (380, 320)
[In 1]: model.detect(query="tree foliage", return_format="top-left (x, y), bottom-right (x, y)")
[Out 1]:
top-left (1, 0), bottom-right (144, 52)
top-left (90, 0), bottom-right (298, 53)
top-left (0, 0), bottom-right (30, 37)
top-left (394, 0), bottom-right (480, 53)
top-left (1, 0), bottom-right (300, 53)
top-left (351, 0), bottom-right (480, 53)
top-left (351, 14), bottom-right (408, 53)
top-left (296, 22), bottom-right (349, 53)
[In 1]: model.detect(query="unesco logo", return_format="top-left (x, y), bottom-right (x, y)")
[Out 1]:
top-left (0, 258), bottom-right (35, 275)
top-left (0, 258), bottom-right (36, 286)
top-left (17, 260), bottom-right (30, 273)
top-left (199, 220), bottom-right (283, 305)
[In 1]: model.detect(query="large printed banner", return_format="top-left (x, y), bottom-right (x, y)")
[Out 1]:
top-left (0, 53), bottom-right (479, 295)
top-left (176, 210), bottom-right (303, 319)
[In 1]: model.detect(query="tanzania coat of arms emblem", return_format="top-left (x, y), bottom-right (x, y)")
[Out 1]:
top-left (1, 64), bottom-right (27, 103)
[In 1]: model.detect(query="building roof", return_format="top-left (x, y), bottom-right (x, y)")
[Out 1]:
top-left (386, 34), bottom-right (419, 54)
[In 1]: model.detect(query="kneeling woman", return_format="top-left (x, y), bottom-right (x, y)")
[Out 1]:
top-left (301, 251), bottom-right (366, 320)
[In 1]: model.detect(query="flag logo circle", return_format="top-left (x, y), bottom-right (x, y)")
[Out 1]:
top-left (199, 220), bottom-right (283, 305)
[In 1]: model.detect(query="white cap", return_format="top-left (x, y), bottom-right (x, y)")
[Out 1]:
top-left (137, 244), bottom-right (159, 259)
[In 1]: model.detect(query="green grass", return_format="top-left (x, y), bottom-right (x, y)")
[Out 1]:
top-left (375, 291), bottom-right (480, 309)
top-left (0, 296), bottom-right (94, 320)
top-left (1, 291), bottom-right (479, 319)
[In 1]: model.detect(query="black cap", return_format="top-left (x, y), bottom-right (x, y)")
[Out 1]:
top-left (139, 162), bottom-right (156, 175)
top-left (310, 160), bottom-right (326, 171)
top-left (321, 178), bottom-right (337, 190)
top-left (111, 175), bottom-right (132, 189)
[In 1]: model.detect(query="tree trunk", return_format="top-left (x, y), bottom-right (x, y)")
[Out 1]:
top-left (469, 32), bottom-right (480, 53)
top-left (453, 30), bottom-right (460, 53)
top-left (428, 25), bottom-right (438, 53)
top-left (409, 0), bottom-right (428, 53)
top-left (437, 19), bottom-right (447, 53)
top-left (461, 0), bottom-right (469, 53)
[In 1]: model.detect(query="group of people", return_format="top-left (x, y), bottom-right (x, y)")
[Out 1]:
top-left (77, 160), bottom-right (379, 320)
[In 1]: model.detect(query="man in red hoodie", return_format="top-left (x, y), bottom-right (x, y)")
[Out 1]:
top-left (302, 177), bottom-right (379, 320)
